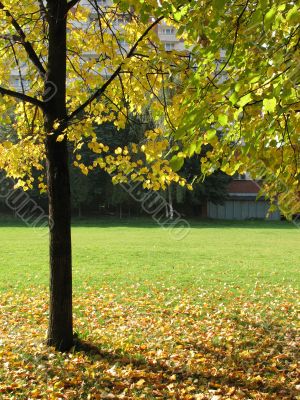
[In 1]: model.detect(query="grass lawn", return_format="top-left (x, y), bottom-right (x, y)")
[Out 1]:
top-left (0, 217), bottom-right (299, 292)
top-left (0, 218), bottom-right (299, 399)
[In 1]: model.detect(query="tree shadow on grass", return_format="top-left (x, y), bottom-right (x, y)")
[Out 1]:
top-left (1, 325), bottom-right (298, 399)
top-left (69, 330), bottom-right (298, 399)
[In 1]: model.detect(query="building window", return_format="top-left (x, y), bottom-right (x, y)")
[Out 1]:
top-left (161, 28), bottom-right (175, 35)
top-left (164, 42), bottom-right (175, 51)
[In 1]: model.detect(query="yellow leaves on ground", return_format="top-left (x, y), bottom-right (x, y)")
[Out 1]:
top-left (0, 285), bottom-right (299, 399)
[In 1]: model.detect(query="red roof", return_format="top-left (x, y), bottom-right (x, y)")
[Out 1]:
top-left (228, 180), bottom-right (260, 194)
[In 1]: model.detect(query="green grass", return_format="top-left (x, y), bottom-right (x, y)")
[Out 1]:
top-left (0, 217), bottom-right (299, 293)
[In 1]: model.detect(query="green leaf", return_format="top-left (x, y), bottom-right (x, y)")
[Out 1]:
top-left (170, 156), bottom-right (184, 172)
top-left (229, 91), bottom-right (239, 105)
top-left (234, 82), bottom-right (242, 93)
top-left (234, 108), bottom-right (244, 121)
top-left (264, 7), bottom-right (276, 30)
top-left (238, 93), bottom-right (252, 108)
top-left (173, 5), bottom-right (189, 22)
top-left (249, 74), bottom-right (260, 84)
top-left (119, 1), bottom-right (129, 11)
top-left (286, 6), bottom-right (300, 24)
top-left (263, 97), bottom-right (277, 113)
top-left (187, 143), bottom-right (196, 157)
top-left (213, 0), bottom-right (226, 12)
top-left (217, 114), bottom-right (228, 126)
top-left (206, 128), bottom-right (217, 140)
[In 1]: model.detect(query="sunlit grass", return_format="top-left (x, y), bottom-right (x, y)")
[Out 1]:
top-left (0, 218), bottom-right (299, 293)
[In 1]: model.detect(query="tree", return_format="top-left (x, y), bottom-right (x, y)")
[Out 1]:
top-left (177, 155), bottom-right (232, 216)
top-left (0, 0), bottom-right (299, 351)
top-left (166, 0), bottom-right (299, 214)
top-left (0, 0), bottom-right (191, 351)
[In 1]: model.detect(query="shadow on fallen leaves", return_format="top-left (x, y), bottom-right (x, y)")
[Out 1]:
top-left (0, 284), bottom-right (299, 399)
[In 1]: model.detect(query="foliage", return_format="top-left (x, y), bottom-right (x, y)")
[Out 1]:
top-left (0, 0), bottom-right (189, 192)
top-left (0, 0), bottom-right (298, 214)
top-left (167, 0), bottom-right (300, 215)
top-left (177, 155), bottom-right (232, 211)
top-left (68, 122), bottom-right (230, 216)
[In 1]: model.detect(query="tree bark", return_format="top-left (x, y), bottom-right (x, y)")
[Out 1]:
top-left (45, 0), bottom-right (73, 351)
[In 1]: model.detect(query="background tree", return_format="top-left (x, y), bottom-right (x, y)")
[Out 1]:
top-left (176, 155), bottom-right (231, 216)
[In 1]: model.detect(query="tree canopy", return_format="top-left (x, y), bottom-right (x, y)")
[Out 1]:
top-left (0, 0), bottom-right (298, 215)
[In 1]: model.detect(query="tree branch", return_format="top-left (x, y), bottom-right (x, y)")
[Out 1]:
top-left (0, 1), bottom-right (46, 77)
top-left (66, 15), bottom-right (164, 124)
top-left (205, 0), bottom-right (250, 90)
top-left (38, 0), bottom-right (47, 17)
top-left (38, 0), bottom-right (48, 23)
top-left (67, 0), bottom-right (81, 11)
top-left (0, 86), bottom-right (44, 108)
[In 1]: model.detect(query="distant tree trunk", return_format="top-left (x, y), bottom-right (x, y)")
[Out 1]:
top-left (45, 0), bottom-right (73, 351)
top-left (168, 184), bottom-right (174, 220)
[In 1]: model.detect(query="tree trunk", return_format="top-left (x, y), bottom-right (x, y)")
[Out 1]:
top-left (45, 0), bottom-right (73, 351)
top-left (168, 185), bottom-right (174, 220)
